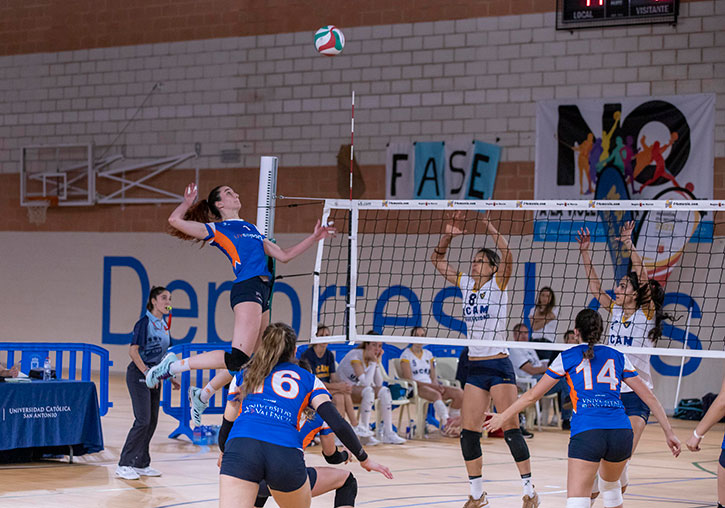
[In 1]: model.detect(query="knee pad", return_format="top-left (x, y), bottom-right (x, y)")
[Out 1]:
top-left (334, 472), bottom-right (357, 507)
top-left (460, 429), bottom-right (482, 461)
top-left (504, 428), bottom-right (530, 463)
top-left (566, 497), bottom-right (591, 508)
top-left (361, 386), bottom-right (375, 408)
top-left (378, 386), bottom-right (392, 413)
top-left (599, 478), bottom-right (623, 508)
top-left (224, 347), bottom-right (250, 373)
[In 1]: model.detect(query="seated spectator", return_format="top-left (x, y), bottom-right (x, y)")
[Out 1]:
top-left (0, 363), bottom-right (19, 378)
top-left (398, 326), bottom-right (463, 436)
top-left (528, 287), bottom-right (558, 363)
top-left (301, 325), bottom-right (358, 429)
top-left (508, 323), bottom-right (572, 429)
top-left (337, 340), bottom-right (406, 445)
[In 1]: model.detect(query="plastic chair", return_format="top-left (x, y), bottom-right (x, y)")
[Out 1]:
top-left (518, 377), bottom-right (560, 431)
top-left (389, 358), bottom-right (426, 439)
top-left (434, 357), bottom-right (461, 388)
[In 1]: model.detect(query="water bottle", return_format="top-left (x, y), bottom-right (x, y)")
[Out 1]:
top-left (43, 357), bottom-right (51, 380)
top-left (193, 426), bottom-right (202, 445)
top-left (31, 356), bottom-right (40, 370)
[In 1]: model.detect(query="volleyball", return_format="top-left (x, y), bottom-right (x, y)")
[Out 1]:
top-left (314, 25), bottom-right (345, 56)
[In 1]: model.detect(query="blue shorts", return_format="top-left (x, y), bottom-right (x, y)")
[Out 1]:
top-left (258, 467), bottom-right (317, 499)
top-left (465, 357), bottom-right (517, 392)
top-left (220, 437), bottom-right (307, 492)
top-left (621, 391), bottom-right (650, 422)
top-left (568, 429), bottom-right (633, 463)
top-left (720, 449), bottom-right (725, 469)
top-left (230, 276), bottom-right (272, 312)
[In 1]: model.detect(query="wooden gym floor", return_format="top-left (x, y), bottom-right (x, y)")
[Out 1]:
top-left (0, 372), bottom-right (721, 508)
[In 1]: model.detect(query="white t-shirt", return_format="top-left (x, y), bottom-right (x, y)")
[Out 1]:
top-left (607, 304), bottom-right (654, 392)
top-left (528, 307), bottom-right (559, 343)
top-left (458, 272), bottom-right (509, 357)
top-left (400, 348), bottom-right (434, 383)
top-left (337, 349), bottom-right (382, 387)
top-left (508, 347), bottom-right (544, 384)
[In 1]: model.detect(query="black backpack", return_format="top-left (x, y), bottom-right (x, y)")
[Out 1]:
top-left (701, 393), bottom-right (725, 422)
top-left (673, 398), bottom-right (704, 420)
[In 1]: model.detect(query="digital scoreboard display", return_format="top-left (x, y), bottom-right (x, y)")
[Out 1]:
top-left (557, 0), bottom-right (678, 29)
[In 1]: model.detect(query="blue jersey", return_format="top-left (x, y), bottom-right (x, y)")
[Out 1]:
top-left (227, 362), bottom-right (330, 448)
top-left (203, 219), bottom-right (272, 283)
top-left (546, 344), bottom-right (638, 436)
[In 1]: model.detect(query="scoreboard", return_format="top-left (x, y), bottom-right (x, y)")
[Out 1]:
top-left (556, 0), bottom-right (678, 29)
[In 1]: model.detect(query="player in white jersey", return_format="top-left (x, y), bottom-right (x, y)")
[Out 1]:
top-left (337, 341), bottom-right (406, 445)
top-left (399, 327), bottom-right (463, 436)
top-left (431, 213), bottom-right (539, 508)
top-left (578, 220), bottom-right (672, 493)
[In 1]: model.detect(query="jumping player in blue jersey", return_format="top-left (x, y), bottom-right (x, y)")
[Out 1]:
top-left (578, 220), bottom-right (673, 493)
top-left (218, 322), bottom-right (392, 508)
top-left (432, 212), bottom-right (538, 508)
top-left (146, 183), bottom-right (335, 424)
top-left (485, 309), bottom-right (680, 508)
top-left (218, 366), bottom-right (360, 508)
top-left (686, 375), bottom-right (725, 508)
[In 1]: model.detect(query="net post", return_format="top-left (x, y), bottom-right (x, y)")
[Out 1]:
top-left (311, 201), bottom-right (333, 341)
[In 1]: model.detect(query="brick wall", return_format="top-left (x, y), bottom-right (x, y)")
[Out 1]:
top-left (0, 1), bottom-right (722, 232)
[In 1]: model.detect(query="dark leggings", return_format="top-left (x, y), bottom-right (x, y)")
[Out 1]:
top-left (119, 362), bottom-right (160, 468)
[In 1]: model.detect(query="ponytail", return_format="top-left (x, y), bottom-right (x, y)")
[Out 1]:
top-left (169, 185), bottom-right (224, 242)
top-left (240, 323), bottom-right (297, 398)
top-left (647, 279), bottom-right (675, 345)
top-left (575, 308), bottom-right (603, 360)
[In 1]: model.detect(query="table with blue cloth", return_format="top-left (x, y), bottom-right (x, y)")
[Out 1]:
top-left (0, 380), bottom-right (104, 463)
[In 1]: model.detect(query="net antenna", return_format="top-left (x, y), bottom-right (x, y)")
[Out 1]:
top-left (345, 91), bottom-right (356, 343)
top-left (256, 156), bottom-right (278, 238)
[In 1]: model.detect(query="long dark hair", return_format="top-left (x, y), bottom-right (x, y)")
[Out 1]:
top-left (576, 309), bottom-right (604, 360)
top-left (146, 286), bottom-right (168, 312)
top-left (536, 287), bottom-right (556, 316)
top-left (170, 185), bottom-right (224, 242)
top-left (240, 323), bottom-right (297, 398)
top-left (647, 279), bottom-right (674, 345)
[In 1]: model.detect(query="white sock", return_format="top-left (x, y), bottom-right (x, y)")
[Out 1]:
top-left (433, 399), bottom-right (449, 423)
top-left (521, 473), bottom-right (534, 497)
top-left (378, 387), bottom-right (394, 433)
top-left (359, 386), bottom-right (375, 428)
top-left (199, 383), bottom-right (215, 403)
top-left (169, 359), bottom-right (190, 375)
top-left (469, 475), bottom-right (484, 500)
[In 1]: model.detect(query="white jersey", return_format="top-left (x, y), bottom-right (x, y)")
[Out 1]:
top-left (528, 307), bottom-right (558, 342)
top-left (508, 347), bottom-right (544, 384)
top-left (458, 273), bottom-right (509, 357)
top-left (400, 348), bottom-right (434, 383)
top-left (337, 349), bottom-right (382, 387)
top-left (607, 304), bottom-right (655, 392)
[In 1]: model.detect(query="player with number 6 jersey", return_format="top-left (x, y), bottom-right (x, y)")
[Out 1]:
top-left (219, 323), bottom-right (392, 508)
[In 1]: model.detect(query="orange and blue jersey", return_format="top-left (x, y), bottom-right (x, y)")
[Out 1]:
top-left (227, 362), bottom-right (330, 448)
top-left (203, 219), bottom-right (271, 283)
top-left (546, 344), bottom-right (637, 436)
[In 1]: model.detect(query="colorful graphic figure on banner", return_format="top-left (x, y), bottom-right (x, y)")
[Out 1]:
top-left (635, 132), bottom-right (682, 194)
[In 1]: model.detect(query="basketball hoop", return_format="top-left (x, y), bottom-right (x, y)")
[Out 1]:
top-left (25, 196), bottom-right (59, 225)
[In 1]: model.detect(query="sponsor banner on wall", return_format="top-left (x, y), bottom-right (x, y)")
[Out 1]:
top-left (386, 138), bottom-right (501, 200)
top-left (535, 94), bottom-right (715, 200)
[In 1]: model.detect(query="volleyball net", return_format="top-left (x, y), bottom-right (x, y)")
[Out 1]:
top-left (311, 199), bottom-right (725, 359)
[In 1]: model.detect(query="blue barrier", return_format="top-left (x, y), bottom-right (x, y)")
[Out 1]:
top-left (162, 344), bottom-right (230, 441)
top-left (0, 342), bottom-right (114, 417)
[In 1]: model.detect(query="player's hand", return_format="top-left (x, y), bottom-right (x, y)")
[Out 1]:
top-left (184, 182), bottom-right (198, 206)
top-left (576, 227), bottom-right (591, 252)
top-left (666, 433), bottom-right (682, 457)
top-left (171, 378), bottom-right (181, 390)
top-left (617, 221), bottom-right (635, 246)
top-left (686, 433), bottom-right (702, 452)
top-left (360, 457), bottom-right (394, 479)
top-left (444, 211), bottom-right (466, 236)
top-left (9, 364), bottom-right (19, 378)
top-left (313, 219), bottom-right (336, 240)
top-left (483, 412), bottom-right (504, 433)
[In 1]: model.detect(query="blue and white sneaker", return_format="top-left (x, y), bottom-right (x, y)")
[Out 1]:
top-left (145, 352), bottom-right (178, 388)
top-left (189, 386), bottom-right (209, 427)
